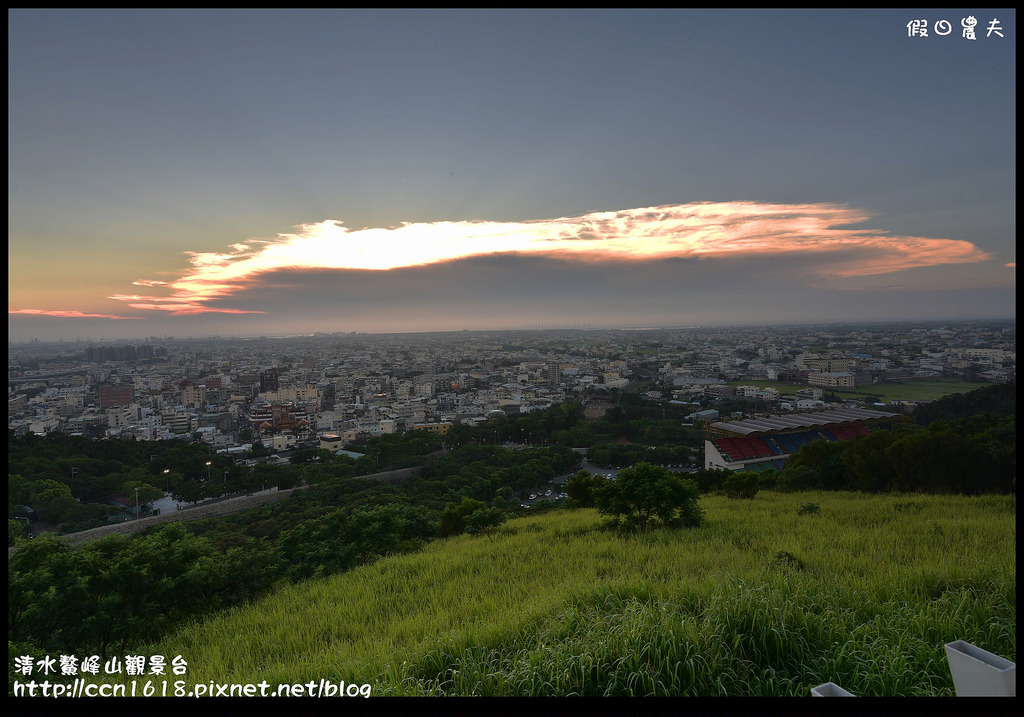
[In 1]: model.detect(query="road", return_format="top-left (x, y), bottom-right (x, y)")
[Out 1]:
top-left (9, 466), bottom-right (422, 553)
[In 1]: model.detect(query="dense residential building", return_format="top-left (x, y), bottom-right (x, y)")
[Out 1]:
top-left (97, 383), bottom-right (134, 409)
top-left (259, 367), bottom-right (280, 393)
top-left (7, 321), bottom-right (1015, 451)
top-left (807, 371), bottom-right (857, 388)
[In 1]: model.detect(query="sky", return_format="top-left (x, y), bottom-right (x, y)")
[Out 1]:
top-left (8, 9), bottom-right (1016, 342)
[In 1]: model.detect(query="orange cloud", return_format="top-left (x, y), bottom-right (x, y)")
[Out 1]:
top-left (123, 303), bottom-right (265, 316)
top-left (104, 297), bottom-right (266, 316)
top-left (9, 309), bottom-right (143, 319)
top-left (110, 201), bottom-right (992, 315)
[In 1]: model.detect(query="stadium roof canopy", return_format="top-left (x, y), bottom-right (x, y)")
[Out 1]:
top-left (709, 407), bottom-right (898, 436)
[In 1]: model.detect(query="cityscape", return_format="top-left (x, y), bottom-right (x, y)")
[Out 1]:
top-left (8, 8), bottom-right (1015, 704)
top-left (7, 321), bottom-right (1016, 456)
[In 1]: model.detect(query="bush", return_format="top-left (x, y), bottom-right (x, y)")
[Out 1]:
top-left (797, 502), bottom-right (820, 516)
top-left (776, 465), bottom-right (819, 493)
top-left (770, 550), bottom-right (805, 572)
top-left (690, 468), bottom-right (731, 493)
top-left (723, 472), bottom-right (759, 499)
top-left (757, 470), bottom-right (778, 491)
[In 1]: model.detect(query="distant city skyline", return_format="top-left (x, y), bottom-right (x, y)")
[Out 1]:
top-left (10, 316), bottom-right (1015, 349)
top-left (9, 9), bottom-right (1015, 342)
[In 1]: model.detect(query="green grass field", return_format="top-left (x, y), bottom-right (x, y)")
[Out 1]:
top-left (726, 379), bottom-right (989, 403)
top-left (145, 492), bottom-right (1015, 697)
top-left (830, 381), bottom-right (990, 402)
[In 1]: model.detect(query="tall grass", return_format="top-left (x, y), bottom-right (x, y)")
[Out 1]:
top-left (150, 492), bottom-right (1014, 696)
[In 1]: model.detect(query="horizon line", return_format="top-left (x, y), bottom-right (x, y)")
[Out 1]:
top-left (8, 316), bottom-right (1016, 346)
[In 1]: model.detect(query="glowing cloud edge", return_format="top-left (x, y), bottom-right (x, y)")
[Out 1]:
top-left (99, 200), bottom-right (993, 316)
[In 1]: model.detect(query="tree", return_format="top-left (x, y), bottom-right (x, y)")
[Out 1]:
top-left (841, 430), bottom-right (902, 492)
top-left (121, 480), bottom-right (164, 513)
top-left (495, 486), bottom-right (516, 503)
top-left (288, 448), bottom-right (319, 465)
top-left (565, 470), bottom-right (607, 507)
top-left (9, 519), bottom-right (31, 545)
top-left (785, 439), bottom-right (847, 489)
top-left (690, 468), bottom-right (731, 493)
top-left (884, 422), bottom-right (1004, 494)
top-left (343, 504), bottom-right (434, 562)
top-left (27, 479), bottom-right (77, 523)
top-left (464, 507), bottom-right (508, 539)
top-left (438, 497), bottom-right (488, 537)
top-left (594, 462), bottom-right (703, 531)
top-left (775, 465), bottom-right (819, 493)
top-left (723, 471), bottom-right (759, 499)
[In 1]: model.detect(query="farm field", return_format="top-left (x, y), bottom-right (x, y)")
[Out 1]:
top-left (146, 492), bottom-right (1015, 697)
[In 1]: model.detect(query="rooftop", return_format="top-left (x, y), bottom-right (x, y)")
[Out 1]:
top-left (710, 407), bottom-right (898, 436)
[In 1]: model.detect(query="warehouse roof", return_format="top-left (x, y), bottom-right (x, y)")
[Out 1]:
top-left (709, 407), bottom-right (898, 436)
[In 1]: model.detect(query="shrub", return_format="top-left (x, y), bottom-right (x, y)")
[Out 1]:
top-left (757, 470), bottom-right (778, 491)
top-left (770, 550), bottom-right (805, 571)
top-left (723, 472), bottom-right (759, 499)
top-left (464, 508), bottom-right (508, 539)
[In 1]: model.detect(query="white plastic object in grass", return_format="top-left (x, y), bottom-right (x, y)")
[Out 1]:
top-left (811, 682), bottom-right (854, 696)
top-left (944, 641), bottom-right (1016, 697)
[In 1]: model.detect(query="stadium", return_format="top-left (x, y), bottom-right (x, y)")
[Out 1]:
top-left (703, 407), bottom-right (899, 473)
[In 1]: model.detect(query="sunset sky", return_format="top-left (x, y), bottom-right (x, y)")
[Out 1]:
top-left (9, 9), bottom-right (1015, 342)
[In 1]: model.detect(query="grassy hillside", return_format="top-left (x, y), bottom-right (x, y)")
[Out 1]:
top-left (152, 492), bottom-right (1015, 696)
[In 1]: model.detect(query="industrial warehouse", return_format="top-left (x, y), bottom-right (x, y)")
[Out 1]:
top-left (703, 407), bottom-right (900, 473)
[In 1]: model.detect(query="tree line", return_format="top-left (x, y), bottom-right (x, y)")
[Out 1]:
top-left (773, 411), bottom-right (1014, 494)
top-left (8, 429), bottom-right (585, 661)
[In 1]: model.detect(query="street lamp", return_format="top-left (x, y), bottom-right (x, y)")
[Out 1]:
top-left (135, 487), bottom-right (140, 520)
top-left (224, 470), bottom-right (228, 485)
top-left (206, 461), bottom-right (212, 481)
top-left (163, 469), bottom-right (170, 492)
